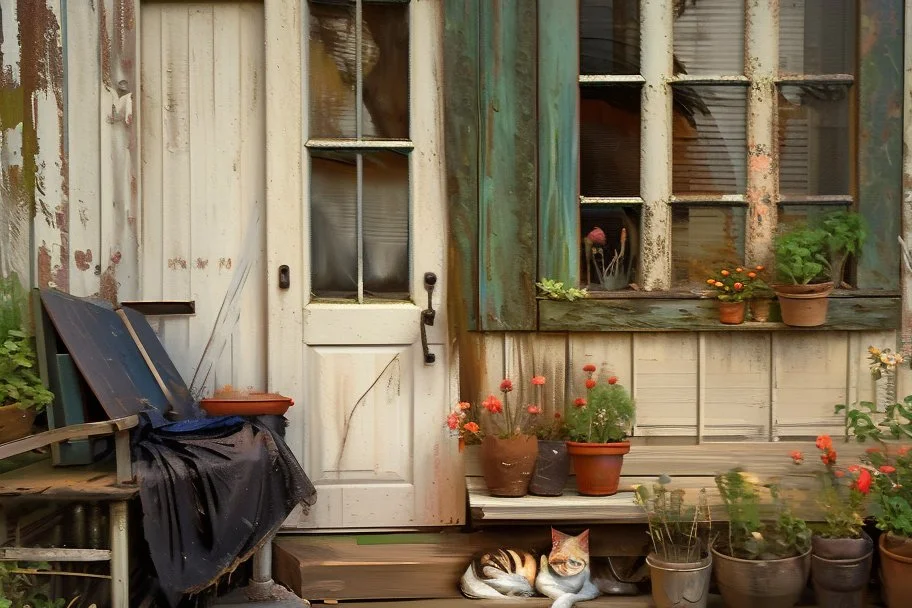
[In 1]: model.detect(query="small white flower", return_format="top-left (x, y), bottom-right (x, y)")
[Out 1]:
top-left (751, 532), bottom-right (763, 541)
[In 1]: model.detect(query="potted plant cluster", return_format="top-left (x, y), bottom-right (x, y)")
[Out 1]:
top-left (529, 411), bottom-right (570, 497)
top-left (635, 476), bottom-right (713, 608)
top-left (790, 436), bottom-right (873, 607)
top-left (446, 375), bottom-right (545, 497)
top-left (705, 266), bottom-right (769, 325)
top-left (565, 364), bottom-right (635, 496)
top-left (772, 210), bottom-right (866, 327)
top-left (712, 469), bottom-right (812, 608)
top-left (840, 394), bottom-right (912, 607)
top-left (0, 275), bottom-right (53, 444)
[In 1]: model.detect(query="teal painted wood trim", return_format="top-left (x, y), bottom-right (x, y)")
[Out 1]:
top-left (539, 297), bottom-right (900, 332)
top-left (857, 0), bottom-right (903, 289)
top-left (443, 0), bottom-right (480, 331)
top-left (538, 0), bottom-right (579, 287)
top-left (478, 1), bottom-right (538, 331)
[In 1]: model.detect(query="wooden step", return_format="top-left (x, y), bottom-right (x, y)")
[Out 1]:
top-left (273, 528), bottom-right (651, 602)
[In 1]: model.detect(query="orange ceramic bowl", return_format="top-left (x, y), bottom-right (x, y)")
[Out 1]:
top-left (200, 392), bottom-right (294, 416)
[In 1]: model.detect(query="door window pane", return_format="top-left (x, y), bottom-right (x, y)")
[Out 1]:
top-left (580, 85), bottom-right (641, 197)
top-left (779, 0), bottom-right (856, 75)
top-left (580, 0), bottom-right (640, 75)
top-left (308, 0), bottom-right (409, 139)
top-left (778, 84), bottom-right (851, 196)
top-left (363, 151), bottom-right (410, 298)
top-left (311, 151), bottom-right (358, 298)
top-left (672, 205), bottom-right (746, 288)
top-left (673, 0), bottom-right (745, 76)
top-left (672, 85), bottom-right (747, 195)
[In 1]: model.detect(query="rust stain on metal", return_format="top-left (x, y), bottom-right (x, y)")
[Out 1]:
top-left (99, 264), bottom-right (119, 305)
top-left (195, 257), bottom-right (208, 269)
top-left (168, 257), bottom-right (188, 270)
top-left (74, 249), bottom-right (93, 271)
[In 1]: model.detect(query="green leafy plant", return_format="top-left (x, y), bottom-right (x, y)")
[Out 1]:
top-left (821, 210), bottom-right (867, 285)
top-left (0, 561), bottom-right (71, 608)
top-left (774, 226), bottom-right (829, 285)
top-left (635, 474), bottom-right (712, 563)
top-left (533, 411), bottom-right (569, 441)
top-left (0, 329), bottom-right (53, 412)
top-left (566, 364), bottom-right (635, 443)
top-left (535, 278), bottom-right (589, 302)
top-left (714, 469), bottom-right (811, 560)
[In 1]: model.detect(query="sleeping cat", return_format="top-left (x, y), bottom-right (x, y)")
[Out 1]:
top-left (459, 528), bottom-right (644, 608)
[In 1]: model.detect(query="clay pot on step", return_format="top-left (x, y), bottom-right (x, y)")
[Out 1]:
top-left (773, 282), bottom-right (833, 327)
top-left (879, 533), bottom-right (912, 608)
top-left (566, 441), bottom-right (630, 496)
top-left (480, 434), bottom-right (538, 497)
top-left (810, 533), bottom-right (873, 608)
top-left (717, 301), bottom-right (746, 325)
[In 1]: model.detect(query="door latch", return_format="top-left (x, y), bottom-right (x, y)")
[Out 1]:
top-left (420, 272), bottom-right (437, 364)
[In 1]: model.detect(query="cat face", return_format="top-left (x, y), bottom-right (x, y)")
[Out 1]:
top-left (548, 528), bottom-right (590, 576)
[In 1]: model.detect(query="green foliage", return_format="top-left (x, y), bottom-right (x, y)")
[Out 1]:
top-left (714, 469), bottom-right (811, 560)
top-left (816, 471), bottom-right (866, 539)
top-left (635, 476), bottom-right (712, 563)
top-left (535, 278), bottom-right (589, 302)
top-left (0, 329), bottom-right (53, 412)
top-left (533, 411), bottom-right (569, 441)
top-left (0, 561), bottom-right (68, 608)
top-left (821, 210), bottom-right (867, 284)
top-left (774, 226), bottom-right (829, 285)
top-left (566, 379), bottom-right (635, 443)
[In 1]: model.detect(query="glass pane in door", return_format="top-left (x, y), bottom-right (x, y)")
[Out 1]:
top-left (311, 151), bottom-right (358, 298)
top-left (363, 151), bottom-right (409, 299)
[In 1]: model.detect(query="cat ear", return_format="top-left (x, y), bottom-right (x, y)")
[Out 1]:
top-left (577, 529), bottom-right (590, 552)
top-left (551, 527), bottom-right (569, 547)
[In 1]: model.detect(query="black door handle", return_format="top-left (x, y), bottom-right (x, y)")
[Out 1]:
top-left (420, 272), bottom-right (437, 364)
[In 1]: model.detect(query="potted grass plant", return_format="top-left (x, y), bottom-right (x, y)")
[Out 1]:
top-left (565, 364), bottom-right (635, 496)
top-left (789, 436), bottom-right (873, 608)
top-left (712, 469), bottom-right (812, 608)
top-left (635, 475), bottom-right (713, 608)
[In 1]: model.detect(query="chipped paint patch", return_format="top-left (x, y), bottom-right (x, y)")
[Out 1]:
top-left (195, 257), bottom-right (208, 269)
top-left (218, 257), bottom-right (232, 271)
top-left (168, 256), bottom-right (188, 270)
top-left (74, 249), bottom-right (92, 271)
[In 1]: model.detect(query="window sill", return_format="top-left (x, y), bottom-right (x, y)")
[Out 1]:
top-left (538, 294), bottom-right (899, 332)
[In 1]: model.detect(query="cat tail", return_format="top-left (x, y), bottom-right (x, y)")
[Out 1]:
top-left (549, 579), bottom-right (601, 608)
top-left (459, 564), bottom-right (535, 599)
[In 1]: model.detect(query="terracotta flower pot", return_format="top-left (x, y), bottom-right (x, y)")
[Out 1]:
top-left (529, 439), bottom-right (570, 496)
top-left (717, 301), bottom-right (745, 325)
top-left (879, 533), bottom-right (912, 608)
top-left (711, 546), bottom-right (810, 608)
top-left (480, 434), bottom-right (538, 497)
top-left (810, 533), bottom-right (873, 608)
top-left (773, 282), bottom-right (833, 327)
top-left (646, 553), bottom-right (712, 608)
top-left (749, 298), bottom-right (772, 322)
top-left (0, 403), bottom-right (36, 444)
top-left (566, 441), bottom-right (630, 496)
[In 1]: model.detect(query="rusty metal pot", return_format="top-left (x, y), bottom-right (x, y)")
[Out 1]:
top-left (711, 546), bottom-right (810, 608)
top-left (810, 533), bottom-right (873, 608)
top-left (528, 439), bottom-right (570, 496)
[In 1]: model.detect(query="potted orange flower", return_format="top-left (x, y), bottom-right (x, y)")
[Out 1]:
top-left (565, 364), bottom-right (635, 496)
top-left (446, 376), bottom-right (544, 497)
top-left (705, 267), bottom-right (753, 325)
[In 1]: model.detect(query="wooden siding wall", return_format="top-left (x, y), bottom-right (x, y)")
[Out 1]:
top-left (461, 330), bottom-right (908, 442)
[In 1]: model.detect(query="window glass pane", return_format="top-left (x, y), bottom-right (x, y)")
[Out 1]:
top-left (581, 206), bottom-right (640, 290)
top-left (580, 85), bottom-right (640, 196)
top-left (778, 204), bottom-right (852, 232)
top-left (311, 151), bottom-right (358, 298)
top-left (363, 151), bottom-right (410, 298)
top-left (308, 1), bottom-right (409, 139)
top-left (672, 205), bottom-right (746, 288)
top-left (779, 0), bottom-right (856, 75)
top-left (580, 0), bottom-right (640, 75)
top-left (672, 0), bottom-right (745, 76)
top-left (778, 84), bottom-right (851, 195)
top-left (672, 85), bottom-right (747, 195)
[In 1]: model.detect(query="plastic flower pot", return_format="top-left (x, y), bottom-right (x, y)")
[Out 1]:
top-left (528, 440), bottom-right (570, 496)
top-left (480, 434), bottom-right (538, 497)
top-left (879, 533), bottom-right (912, 608)
top-left (711, 546), bottom-right (810, 608)
top-left (718, 301), bottom-right (746, 325)
top-left (566, 441), bottom-right (630, 496)
top-left (646, 553), bottom-right (712, 608)
top-left (773, 282), bottom-right (833, 327)
top-left (0, 404), bottom-right (36, 444)
top-left (810, 533), bottom-right (873, 608)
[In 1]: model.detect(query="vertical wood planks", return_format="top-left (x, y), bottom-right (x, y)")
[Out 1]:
top-left (857, 0), bottom-right (903, 289)
top-left (702, 333), bottom-right (771, 440)
top-left (633, 334), bottom-right (698, 436)
top-left (99, 0), bottom-right (140, 303)
top-left (139, 5), bottom-right (163, 305)
top-left (442, 0), bottom-right (479, 332)
top-left (64, 0), bottom-right (102, 297)
top-left (478, 0), bottom-right (537, 330)
top-left (537, 0), bottom-right (579, 287)
top-left (504, 333), bottom-right (568, 418)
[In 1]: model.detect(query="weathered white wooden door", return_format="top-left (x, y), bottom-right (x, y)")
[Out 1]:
top-left (266, 0), bottom-right (463, 529)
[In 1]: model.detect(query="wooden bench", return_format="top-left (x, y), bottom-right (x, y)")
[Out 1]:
top-left (0, 415), bottom-right (139, 607)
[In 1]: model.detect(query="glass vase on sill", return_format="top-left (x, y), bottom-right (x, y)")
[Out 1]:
top-left (875, 368), bottom-right (898, 412)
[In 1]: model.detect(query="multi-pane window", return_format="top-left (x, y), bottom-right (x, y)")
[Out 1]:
top-left (578, 0), bottom-right (856, 292)
top-left (307, 0), bottom-right (411, 301)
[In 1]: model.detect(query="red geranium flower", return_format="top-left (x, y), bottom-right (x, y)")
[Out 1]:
top-left (531, 375), bottom-right (546, 386)
top-left (585, 379), bottom-right (597, 390)
top-left (848, 464), bottom-right (861, 473)
top-left (790, 450), bottom-right (803, 465)
top-left (586, 227), bottom-right (607, 246)
top-left (574, 398), bottom-right (587, 408)
top-left (880, 465), bottom-right (897, 474)
top-left (447, 413), bottom-right (460, 430)
top-left (854, 468), bottom-right (873, 495)
top-left (820, 449), bottom-right (837, 465)
top-left (527, 404), bottom-right (542, 415)
top-left (865, 447), bottom-right (881, 455)
top-left (463, 421), bottom-right (480, 434)
top-left (607, 376), bottom-right (618, 385)
top-left (482, 395), bottom-right (503, 414)
top-left (500, 379), bottom-right (514, 392)
top-left (583, 364), bottom-right (597, 373)
top-left (458, 401), bottom-right (471, 411)
top-left (816, 435), bottom-right (833, 451)
top-left (898, 446), bottom-right (910, 456)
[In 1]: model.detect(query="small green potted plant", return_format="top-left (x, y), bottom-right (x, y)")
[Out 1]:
top-left (565, 364), bottom-right (635, 496)
top-left (528, 411), bottom-right (570, 497)
top-left (635, 476), bottom-right (713, 608)
top-left (712, 469), bottom-right (812, 608)
top-left (789, 437), bottom-right (873, 608)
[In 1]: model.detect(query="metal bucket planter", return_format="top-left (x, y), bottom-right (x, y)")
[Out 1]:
top-left (711, 547), bottom-right (810, 608)
top-left (480, 435), bottom-right (538, 497)
top-left (0, 403), bottom-right (36, 444)
top-left (528, 440), bottom-right (570, 496)
top-left (879, 533), bottom-right (912, 608)
top-left (810, 534), bottom-right (873, 608)
top-left (647, 553), bottom-right (712, 608)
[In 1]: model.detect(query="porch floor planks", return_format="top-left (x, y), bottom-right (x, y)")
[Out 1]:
top-left (0, 458), bottom-right (137, 501)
